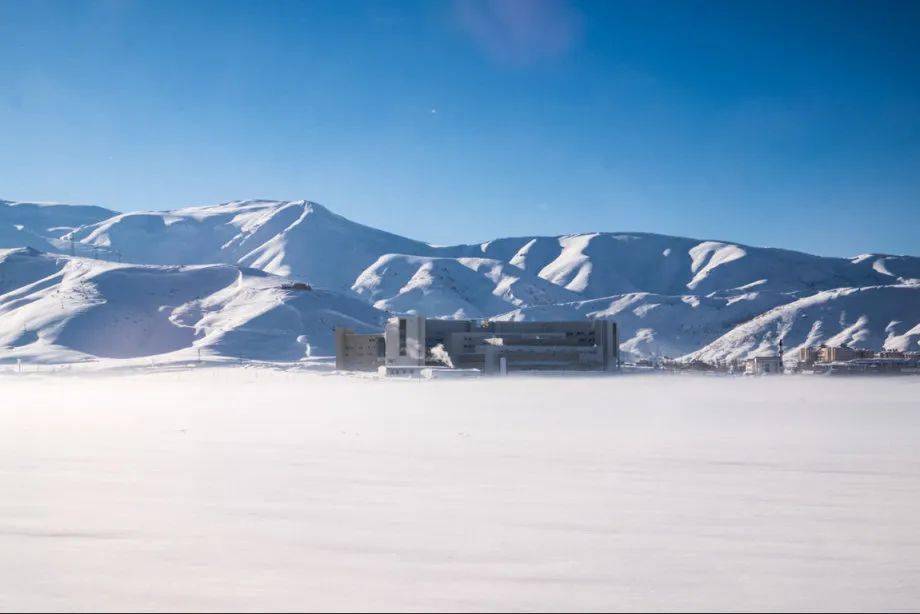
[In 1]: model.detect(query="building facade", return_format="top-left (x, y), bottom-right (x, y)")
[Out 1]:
top-left (334, 328), bottom-right (385, 371)
top-left (744, 355), bottom-right (783, 375)
top-left (384, 315), bottom-right (427, 366)
top-left (819, 345), bottom-right (858, 363)
top-left (444, 319), bottom-right (619, 374)
top-left (798, 346), bottom-right (820, 366)
top-left (336, 315), bottom-right (619, 375)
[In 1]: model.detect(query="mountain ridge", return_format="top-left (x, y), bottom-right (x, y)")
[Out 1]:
top-left (1, 197), bottom-right (917, 363)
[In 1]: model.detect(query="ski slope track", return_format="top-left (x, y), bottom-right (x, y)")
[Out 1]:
top-left (1, 197), bottom-right (917, 363)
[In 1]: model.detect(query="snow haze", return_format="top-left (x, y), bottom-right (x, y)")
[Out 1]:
top-left (2, 370), bottom-right (919, 611)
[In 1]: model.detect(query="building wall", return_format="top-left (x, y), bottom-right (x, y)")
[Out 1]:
top-left (819, 345), bottom-right (860, 363)
top-left (334, 328), bottom-right (385, 371)
top-left (479, 344), bottom-right (607, 374)
top-left (385, 315), bottom-right (426, 366)
top-left (799, 347), bottom-right (820, 364)
top-left (745, 356), bottom-right (782, 375)
top-left (484, 320), bottom-right (618, 372)
top-left (446, 320), bottom-right (618, 374)
top-left (425, 319), bottom-right (474, 349)
top-left (338, 317), bottom-right (620, 375)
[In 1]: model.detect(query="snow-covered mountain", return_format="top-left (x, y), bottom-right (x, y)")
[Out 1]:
top-left (0, 247), bottom-right (383, 364)
top-left (495, 289), bottom-right (800, 359)
top-left (0, 199), bottom-right (115, 253)
top-left (0, 197), bottom-right (917, 363)
top-left (443, 233), bottom-right (920, 297)
top-left (687, 284), bottom-right (920, 364)
top-left (352, 254), bottom-right (582, 319)
top-left (67, 200), bottom-right (431, 291)
top-left (0, 199), bottom-right (115, 236)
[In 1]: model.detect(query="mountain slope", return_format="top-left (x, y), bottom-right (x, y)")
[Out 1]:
top-left (495, 289), bottom-right (799, 359)
top-left (352, 254), bottom-right (581, 319)
top-left (0, 225), bottom-right (57, 252)
top-left (0, 248), bottom-right (384, 363)
top-left (687, 284), bottom-right (920, 363)
top-left (69, 200), bottom-right (433, 291)
top-left (0, 199), bottom-right (115, 236)
top-left (444, 232), bottom-right (920, 298)
top-left (0, 200), bottom-right (115, 253)
top-left (22, 197), bottom-right (920, 300)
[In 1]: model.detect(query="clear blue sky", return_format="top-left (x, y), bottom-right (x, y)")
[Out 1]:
top-left (1, 0), bottom-right (918, 256)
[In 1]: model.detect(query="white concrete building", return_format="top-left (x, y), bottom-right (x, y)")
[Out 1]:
top-left (334, 328), bottom-right (385, 371)
top-left (744, 355), bottom-right (783, 375)
top-left (384, 315), bottom-right (427, 366)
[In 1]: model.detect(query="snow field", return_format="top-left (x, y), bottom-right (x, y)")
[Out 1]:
top-left (1, 371), bottom-right (919, 611)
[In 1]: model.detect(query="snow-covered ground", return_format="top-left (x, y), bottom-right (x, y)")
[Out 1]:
top-left (2, 370), bottom-right (919, 612)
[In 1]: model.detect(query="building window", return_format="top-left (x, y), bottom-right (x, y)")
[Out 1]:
top-left (399, 319), bottom-right (407, 356)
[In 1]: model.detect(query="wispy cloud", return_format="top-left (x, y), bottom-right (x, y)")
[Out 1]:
top-left (452, 0), bottom-right (583, 66)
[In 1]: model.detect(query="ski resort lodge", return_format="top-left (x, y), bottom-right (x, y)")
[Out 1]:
top-left (335, 315), bottom-right (619, 376)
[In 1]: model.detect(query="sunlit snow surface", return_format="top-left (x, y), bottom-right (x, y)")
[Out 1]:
top-left (2, 371), bottom-right (919, 612)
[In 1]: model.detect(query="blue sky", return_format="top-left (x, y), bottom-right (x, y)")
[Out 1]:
top-left (1, 0), bottom-right (918, 256)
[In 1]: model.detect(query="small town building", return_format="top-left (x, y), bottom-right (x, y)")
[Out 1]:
top-left (798, 346), bottom-right (820, 365)
top-left (812, 357), bottom-right (920, 375)
top-left (744, 355), bottom-right (783, 375)
top-left (817, 344), bottom-right (869, 363)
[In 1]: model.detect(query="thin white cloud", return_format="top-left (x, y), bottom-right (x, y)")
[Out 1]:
top-left (452, 0), bottom-right (583, 66)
